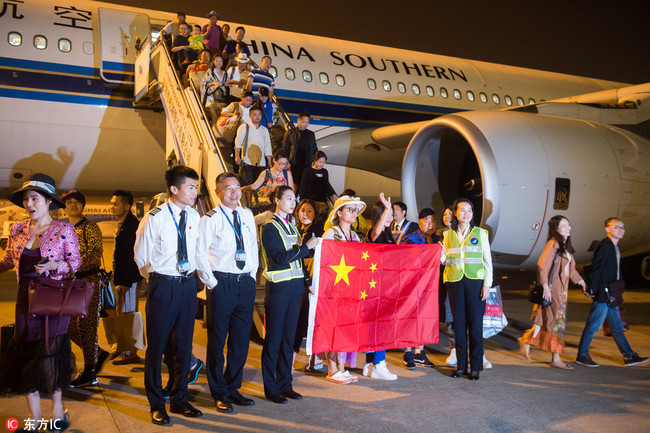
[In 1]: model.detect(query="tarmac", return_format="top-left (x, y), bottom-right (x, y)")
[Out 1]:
top-left (1, 255), bottom-right (650, 433)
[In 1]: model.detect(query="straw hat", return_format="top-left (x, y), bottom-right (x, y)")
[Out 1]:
top-left (329, 195), bottom-right (366, 223)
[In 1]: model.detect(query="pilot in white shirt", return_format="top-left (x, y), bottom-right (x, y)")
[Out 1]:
top-left (134, 165), bottom-right (203, 424)
top-left (195, 172), bottom-right (259, 413)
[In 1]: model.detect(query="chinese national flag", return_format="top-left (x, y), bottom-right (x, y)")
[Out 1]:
top-left (307, 240), bottom-right (440, 354)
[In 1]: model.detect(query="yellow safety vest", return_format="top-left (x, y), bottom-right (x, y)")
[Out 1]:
top-left (262, 219), bottom-right (305, 283)
top-left (443, 226), bottom-right (487, 282)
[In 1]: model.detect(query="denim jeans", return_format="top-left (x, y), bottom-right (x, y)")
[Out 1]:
top-left (577, 301), bottom-right (634, 358)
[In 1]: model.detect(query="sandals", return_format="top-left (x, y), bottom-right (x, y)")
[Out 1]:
top-left (550, 361), bottom-right (574, 370)
top-left (517, 337), bottom-right (530, 360)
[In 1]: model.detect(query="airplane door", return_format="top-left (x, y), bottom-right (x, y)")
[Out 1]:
top-left (98, 8), bottom-right (150, 85)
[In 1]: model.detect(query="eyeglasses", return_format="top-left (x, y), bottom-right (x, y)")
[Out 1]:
top-left (609, 225), bottom-right (625, 230)
top-left (342, 206), bottom-right (358, 214)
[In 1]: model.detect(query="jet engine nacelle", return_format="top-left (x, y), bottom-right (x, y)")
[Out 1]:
top-left (401, 110), bottom-right (650, 269)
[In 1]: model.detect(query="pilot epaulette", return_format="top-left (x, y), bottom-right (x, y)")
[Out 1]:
top-left (205, 210), bottom-right (216, 217)
top-left (148, 207), bottom-right (162, 216)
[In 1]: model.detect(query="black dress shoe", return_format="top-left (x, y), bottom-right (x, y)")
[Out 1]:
top-left (282, 390), bottom-right (303, 400)
top-left (215, 399), bottom-right (233, 413)
top-left (230, 391), bottom-right (255, 406)
top-left (451, 370), bottom-right (465, 378)
top-left (266, 393), bottom-right (288, 404)
top-left (170, 402), bottom-right (203, 418)
top-left (468, 371), bottom-right (480, 380)
top-left (151, 407), bottom-right (170, 425)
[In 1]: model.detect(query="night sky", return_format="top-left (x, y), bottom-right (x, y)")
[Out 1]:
top-left (110, 0), bottom-right (650, 84)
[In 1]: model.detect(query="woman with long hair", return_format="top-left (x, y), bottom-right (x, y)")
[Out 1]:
top-left (260, 186), bottom-right (319, 403)
top-left (243, 149), bottom-right (294, 214)
top-left (519, 215), bottom-right (586, 369)
top-left (200, 54), bottom-right (230, 125)
top-left (0, 173), bottom-right (80, 431)
top-left (442, 198), bottom-right (493, 380)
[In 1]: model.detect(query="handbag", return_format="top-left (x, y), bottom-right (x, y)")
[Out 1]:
top-left (483, 285), bottom-right (508, 338)
top-left (604, 279), bottom-right (625, 307)
top-left (103, 311), bottom-right (146, 352)
top-left (28, 277), bottom-right (94, 351)
top-left (528, 251), bottom-right (558, 307)
top-left (99, 268), bottom-right (116, 317)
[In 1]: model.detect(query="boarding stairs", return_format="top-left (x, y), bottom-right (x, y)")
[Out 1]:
top-left (134, 40), bottom-right (294, 340)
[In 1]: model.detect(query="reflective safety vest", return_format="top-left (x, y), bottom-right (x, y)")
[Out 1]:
top-left (443, 226), bottom-right (487, 282)
top-left (262, 219), bottom-right (305, 283)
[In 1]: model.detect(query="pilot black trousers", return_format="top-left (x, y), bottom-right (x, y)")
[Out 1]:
top-left (144, 275), bottom-right (197, 410)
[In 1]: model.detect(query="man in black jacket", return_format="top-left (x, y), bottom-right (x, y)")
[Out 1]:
top-left (576, 218), bottom-right (649, 367)
top-left (283, 111), bottom-right (317, 190)
top-left (110, 190), bottom-right (144, 364)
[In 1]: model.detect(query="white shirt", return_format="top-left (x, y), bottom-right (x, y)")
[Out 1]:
top-left (440, 226), bottom-right (493, 287)
top-left (134, 200), bottom-right (200, 280)
top-left (234, 122), bottom-right (272, 166)
top-left (195, 205), bottom-right (259, 289)
top-left (222, 102), bottom-right (251, 123)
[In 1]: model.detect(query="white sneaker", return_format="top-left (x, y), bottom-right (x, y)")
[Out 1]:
top-left (446, 349), bottom-right (457, 366)
top-left (341, 370), bottom-right (359, 382)
top-left (370, 361), bottom-right (397, 380)
top-left (483, 355), bottom-right (492, 369)
top-left (326, 371), bottom-right (352, 384)
top-left (362, 363), bottom-right (372, 377)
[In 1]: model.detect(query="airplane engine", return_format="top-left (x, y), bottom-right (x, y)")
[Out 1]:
top-left (401, 110), bottom-right (650, 269)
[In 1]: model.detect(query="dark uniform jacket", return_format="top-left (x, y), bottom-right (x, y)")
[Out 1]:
top-left (114, 211), bottom-right (143, 286)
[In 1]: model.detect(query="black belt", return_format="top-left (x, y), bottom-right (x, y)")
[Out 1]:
top-left (150, 272), bottom-right (196, 283)
top-left (213, 271), bottom-right (250, 281)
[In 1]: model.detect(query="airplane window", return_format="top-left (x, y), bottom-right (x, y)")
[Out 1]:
top-left (492, 93), bottom-right (500, 104)
top-left (479, 92), bottom-right (488, 103)
top-left (319, 72), bottom-right (329, 84)
top-left (34, 35), bottom-right (47, 50)
top-left (453, 89), bottom-right (461, 100)
top-left (269, 66), bottom-right (278, 78)
top-left (303, 70), bottom-right (313, 82)
top-left (285, 68), bottom-right (295, 81)
top-left (412, 84), bottom-right (421, 95)
top-left (335, 74), bottom-right (345, 86)
top-left (504, 95), bottom-right (513, 106)
top-left (8, 32), bottom-right (22, 46)
top-left (397, 82), bottom-right (406, 93)
top-left (528, 98), bottom-right (536, 104)
top-left (440, 87), bottom-right (448, 98)
top-left (467, 90), bottom-right (475, 102)
top-left (382, 80), bottom-right (391, 92)
top-left (517, 96), bottom-right (524, 106)
top-left (367, 78), bottom-right (377, 90)
top-left (425, 86), bottom-right (434, 97)
top-left (83, 41), bottom-right (94, 55)
top-left (58, 38), bottom-right (71, 53)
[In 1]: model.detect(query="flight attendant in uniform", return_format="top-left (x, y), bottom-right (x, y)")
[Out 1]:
top-left (260, 186), bottom-right (319, 403)
top-left (134, 166), bottom-right (203, 425)
top-left (441, 198), bottom-right (493, 381)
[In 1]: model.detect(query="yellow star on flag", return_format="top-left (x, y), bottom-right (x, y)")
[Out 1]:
top-left (369, 279), bottom-right (377, 289)
top-left (370, 263), bottom-right (378, 272)
top-left (330, 255), bottom-right (355, 285)
top-left (361, 251), bottom-right (369, 261)
top-left (360, 290), bottom-right (367, 300)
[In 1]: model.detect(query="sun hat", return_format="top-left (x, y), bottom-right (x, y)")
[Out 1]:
top-left (205, 10), bottom-right (222, 19)
top-left (329, 195), bottom-right (366, 223)
top-left (235, 52), bottom-right (250, 63)
top-left (7, 173), bottom-right (65, 209)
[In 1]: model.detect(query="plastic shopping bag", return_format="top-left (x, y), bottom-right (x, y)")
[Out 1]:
top-left (483, 285), bottom-right (508, 338)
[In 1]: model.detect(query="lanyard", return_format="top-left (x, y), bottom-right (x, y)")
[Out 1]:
top-left (274, 213), bottom-right (295, 235)
top-left (219, 206), bottom-right (243, 243)
top-left (167, 204), bottom-right (186, 241)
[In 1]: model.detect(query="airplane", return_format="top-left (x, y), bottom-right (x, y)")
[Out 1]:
top-left (1, 0), bottom-right (648, 282)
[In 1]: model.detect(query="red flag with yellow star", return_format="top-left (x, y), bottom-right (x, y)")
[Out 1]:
top-left (307, 240), bottom-right (441, 354)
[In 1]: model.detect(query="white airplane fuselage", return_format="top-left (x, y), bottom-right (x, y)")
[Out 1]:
top-left (1, 0), bottom-right (648, 270)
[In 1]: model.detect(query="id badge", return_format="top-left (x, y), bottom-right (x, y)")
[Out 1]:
top-left (235, 250), bottom-right (246, 263)
top-left (177, 260), bottom-right (191, 273)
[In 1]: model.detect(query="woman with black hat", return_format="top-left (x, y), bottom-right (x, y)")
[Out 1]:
top-left (61, 189), bottom-right (109, 387)
top-left (0, 173), bottom-right (80, 431)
